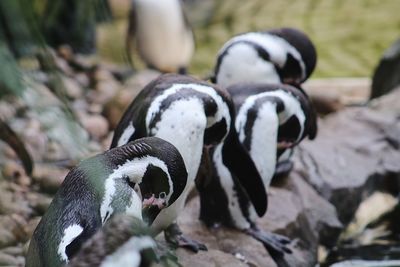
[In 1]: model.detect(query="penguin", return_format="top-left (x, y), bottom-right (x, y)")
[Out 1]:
top-left (212, 27), bottom-right (317, 178)
top-left (110, 73), bottom-right (268, 252)
top-left (197, 83), bottom-right (317, 267)
top-left (26, 137), bottom-right (187, 267)
top-left (212, 27), bottom-right (317, 88)
top-left (67, 214), bottom-right (159, 267)
top-left (126, 0), bottom-right (195, 74)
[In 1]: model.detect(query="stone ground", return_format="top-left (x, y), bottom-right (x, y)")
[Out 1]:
top-left (0, 49), bottom-right (399, 266)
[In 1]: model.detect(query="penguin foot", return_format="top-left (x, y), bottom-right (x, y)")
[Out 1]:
top-left (164, 223), bottom-right (208, 253)
top-left (245, 227), bottom-right (292, 267)
top-left (273, 160), bottom-right (294, 180)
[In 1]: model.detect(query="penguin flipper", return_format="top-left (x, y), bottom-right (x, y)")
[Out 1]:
top-left (164, 222), bottom-right (207, 253)
top-left (222, 130), bottom-right (268, 217)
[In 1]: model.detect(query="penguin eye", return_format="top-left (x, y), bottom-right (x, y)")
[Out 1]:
top-left (158, 192), bottom-right (167, 199)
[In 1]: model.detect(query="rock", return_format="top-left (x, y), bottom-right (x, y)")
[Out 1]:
top-left (100, 70), bottom-right (159, 129)
top-left (24, 217), bottom-right (41, 239)
top-left (44, 141), bottom-right (69, 162)
top-left (75, 73), bottom-right (90, 88)
top-left (23, 120), bottom-right (47, 162)
top-left (0, 101), bottom-right (16, 121)
top-left (294, 88), bottom-right (400, 225)
top-left (1, 161), bottom-right (26, 180)
top-left (176, 249), bottom-right (250, 267)
top-left (26, 192), bottom-right (52, 215)
top-left (2, 161), bottom-right (31, 188)
top-left (79, 114), bottom-right (109, 140)
top-left (268, 173), bottom-right (342, 248)
top-left (87, 68), bottom-right (120, 105)
top-left (308, 91), bottom-right (344, 115)
top-left (330, 260), bottom-right (400, 267)
top-left (62, 76), bottom-right (83, 100)
top-left (176, 197), bottom-right (278, 267)
top-left (369, 86), bottom-right (400, 115)
top-left (124, 69), bottom-right (161, 90)
top-left (103, 89), bottom-right (138, 130)
top-left (88, 103), bottom-right (103, 114)
top-left (0, 251), bottom-right (22, 266)
top-left (54, 56), bottom-right (74, 76)
top-left (0, 246), bottom-right (24, 256)
top-left (0, 183), bottom-right (31, 215)
top-left (57, 45), bottom-right (74, 62)
top-left (32, 164), bottom-right (69, 194)
top-left (303, 78), bottom-right (370, 105)
top-left (0, 215), bottom-right (27, 248)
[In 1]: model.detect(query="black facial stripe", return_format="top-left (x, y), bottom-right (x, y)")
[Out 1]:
top-left (278, 115), bottom-right (301, 141)
top-left (204, 118), bottom-right (227, 145)
top-left (140, 164), bottom-right (170, 201)
top-left (147, 88), bottom-right (218, 131)
top-left (276, 53), bottom-right (303, 83)
top-left (215, 40), bottom-right (276, 80)
top-left (241, 96), bottom-right (283, 150)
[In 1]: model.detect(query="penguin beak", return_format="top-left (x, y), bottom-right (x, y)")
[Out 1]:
top-left (283, 77), bottom-right (302, 87)
top-left (142, 194), bottom-right (167, 225)
top-left (277, 141), bottom-right (295, 149)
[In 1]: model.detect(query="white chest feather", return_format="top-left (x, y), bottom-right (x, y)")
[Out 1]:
top-left (149, 99), bottom-right (206, 232)
top-left (145, 83), bottom-right (230, 232)
top-left (249, 103), bottom-right (279, 188)
top-left (236, 96), bottom-right (279, 188)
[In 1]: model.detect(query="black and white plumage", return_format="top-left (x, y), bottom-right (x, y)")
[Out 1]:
top-left (110, 74), bottom-right (268, 251)
top-left (26, 137), bottom-right (187, 267)
top-left (198, 83), bottom-right (317, 266)
top-left (127, 0), bottom-right (194, 74)
top-left (67, 214), bottom-right (159, 267)
top-left (212, 27), bottom-right (317, 88)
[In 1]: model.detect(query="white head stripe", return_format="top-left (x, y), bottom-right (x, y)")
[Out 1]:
top-left (117, 124), bottom-right (136, 147)
top-left (235, 89), bottom-right (305, 142)
top-left (100, 156), bottom-right (173, 224)
top-left (220, 32), bottom-right (306, 80)
top-left (145, 83), bottom-right (231, 133)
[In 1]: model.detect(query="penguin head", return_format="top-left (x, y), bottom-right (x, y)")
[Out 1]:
top-left (203, 85), bottom-right (233, 147)
top-left (101, 137), bottom-right (187, 225)
top-left (268, 27), bottom-right (317, 85)
top-left (276, 85), bottom-right (317, 148)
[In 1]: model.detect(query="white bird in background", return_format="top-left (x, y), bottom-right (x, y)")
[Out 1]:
top-left (126, 0), bottom-right (195, 74)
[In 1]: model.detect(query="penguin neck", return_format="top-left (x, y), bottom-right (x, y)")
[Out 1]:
top-left (241, 102), bottom-right (279, 189)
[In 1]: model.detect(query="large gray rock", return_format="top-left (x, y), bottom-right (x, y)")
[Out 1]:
top-left (294, 88), bottom-right (400, 225)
